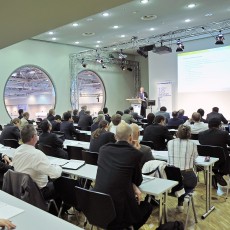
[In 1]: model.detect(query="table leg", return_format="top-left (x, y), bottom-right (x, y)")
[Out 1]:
top-left (164, 192), bottom-right (168, 223)
top-left (158, 195), bottom-right (163, 225)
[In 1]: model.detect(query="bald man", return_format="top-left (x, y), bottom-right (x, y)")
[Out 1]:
top-left (94, 123), bottom-right (152, 230)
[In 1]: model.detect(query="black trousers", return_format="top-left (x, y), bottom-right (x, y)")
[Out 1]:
top-left (141, 106), bottom-right (147, 118)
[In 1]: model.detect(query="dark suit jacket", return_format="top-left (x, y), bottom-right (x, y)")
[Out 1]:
top-left (206, 112), bottom-right (228, 124)
top-left (78, 114), bottom-right (93, 130)
top-left (94, 141), bottom-right (143, 229)
top-left (139, 144), bottom-right (154, 168)
top-left (91, 122), bottom-right (99, 132)
top-left (143, 124), bottom-right (173, 150)
top-left (47, 114), bottom-right (55, 122)
top-left (60, 121), bottom-right (79, 140)
top-left (72, 115), bottom-right (79, 123)
top-left (39, 132), bottom-right (63, 148)
top-left (89, 131), bottom-right (116, 152)
top-left (104, 114), bottom-right (111, 123)
top-left (138, 92), bottom-right (148, 108)
top-left (167, 118), bottom-right (184, 127)
top-left (51, 120), bottom-right (60, 131)
top-left (0, 125), bottom-right (20, 145)
top-left (78, 110), bottom-right (85, 118)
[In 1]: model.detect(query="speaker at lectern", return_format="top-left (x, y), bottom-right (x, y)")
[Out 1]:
top-left (126, 98), bottom-right (142, 115)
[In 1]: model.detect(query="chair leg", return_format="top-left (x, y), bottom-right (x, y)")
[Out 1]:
top-left (184, 196), bottom-right (190, 230)
top-left (185, 194), bottom-right (197, 229)
top-left (58, 201), bottom-right (64, 217)
top-left (191, 196), bottom-right (198, 223)
top-left (225, 175), bottom-right (230, 200)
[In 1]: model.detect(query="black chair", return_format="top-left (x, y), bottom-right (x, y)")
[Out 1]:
top-left (166, 125), bottom-right (179, 130)
top-left (75, 186), bottom-right (116, 229)
top-left (53, 176), bottom-right (80, 217)
top-left (52, 131), bottom-right (65, 140)
top-left (67, 146), bottom-right (83, 160)
top-left (140, 140), bottom-right (155, 149)
top-left (39, 144), bottom-right (68, 159)
top-left (82, 150), bottom-right (98, 165)
top-left (165, 166), bottom-right (198, 229)
top-left (3, 139), bottom-right (20, 148)
top-left (190, 134), bottom-right (199, 140)
top-left (77, 133), bottom-right (87, 142)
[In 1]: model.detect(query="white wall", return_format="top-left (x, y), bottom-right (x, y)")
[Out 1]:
top-left (0, 40), bottom-right (138, 123)
top-left (148, 34), bottom-right (230, 118)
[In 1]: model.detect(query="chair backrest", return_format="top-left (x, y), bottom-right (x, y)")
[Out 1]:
top-left (3, 139), bottom-right (20, 148)
top-left (52, 131), bottom-right (65, 140)
top-left (164, 166), bottom-right (184, 194)
top-left (82, 150), bottom-right (98, 165)
top-left (38, 144), bottom-right (54, 156)
top-left (75, 186), bottom-right (116, 229)
top-left (54, 176), bottom-right (79, 207)
top-left (2, 170), bottom-right (47, 210)
top-left (190, 134), bottom-right (199, 140)
top-left (167, 125), bottom-right (179, 130)
top-left (140, 140), bottom-right (155, 149)
top-left (67, 146), bottom-right (83, 160)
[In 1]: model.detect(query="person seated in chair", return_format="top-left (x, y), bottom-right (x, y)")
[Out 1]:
top-left (167, 111), bottom-right (184, 127)
top-left (60, 112), bottom-right (79, 140)
top-left (121, 109), bottom-right (136, 124)
top-left (78, 110), bottom-right (93, 131)
top-left (51, 115), bottom-right (62, 132)
top-left (72, 109), bottom-right (79, 123)
top-left (94, 123), bottom-right (153, 229)
top-left (91, 114), bottom-right (105, 132)
top-left (20, 112), bottom-right (30, 130)
top-left (0, 118), bottom-right (21, 145)
top-left (143, 113), bottom-right (155, 130)
top-left (47, 109), bottom-right (55, 122)
top-left (39, 120), bottom-right (68, 159)
top-left (18, 109), bottom-right (23, 119)
top-left (155, 106), bottom-right (170, 123)
top-left (13, 124), bottom-right (62, 201)
top-left (167, 125), bottom-right (198, 212)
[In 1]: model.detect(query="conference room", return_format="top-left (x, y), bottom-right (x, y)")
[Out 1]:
top-left (0, 0), bottom-right (230, 229)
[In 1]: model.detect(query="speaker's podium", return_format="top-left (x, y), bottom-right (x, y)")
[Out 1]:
top-left (126, 98), bottom-right (142, 115)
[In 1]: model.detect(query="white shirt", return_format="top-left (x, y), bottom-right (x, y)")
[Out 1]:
top-left (13, 144), bottom-right (62, 188)
top-left (184, 121), bottom-right (208, 134)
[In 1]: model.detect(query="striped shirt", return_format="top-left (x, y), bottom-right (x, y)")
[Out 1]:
top-left (167, 138), bottom-right (198, 170)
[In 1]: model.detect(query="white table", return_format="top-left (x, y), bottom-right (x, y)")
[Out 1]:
top-left (140, 177), bottom-right (178, 225)
top-left (0, 190), bottom-right (82, 230)
top-left (151, 150), bottom-right (219, 219)
top-left (63, 140), bottom-right (90, 150)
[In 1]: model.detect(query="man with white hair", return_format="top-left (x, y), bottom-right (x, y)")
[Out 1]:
top-left (94, 123), bottom-right (152, 230)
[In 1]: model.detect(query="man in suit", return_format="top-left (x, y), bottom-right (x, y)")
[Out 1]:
top-left (39, 119), bottom-right (68, 159)
top-left (103, 107), bottom-right (111, 123)
top-left (206, 107), bottom-right (228, 124)
top-left (0, 118), bottom-right (21, 145)
top-left (138, 87), bottom-right (148, 118)
top-left (72, 109), bottom-right (79, 123)
top-left (155, 106), bottom-right (170, 123)
top-left (167, 111), bottom-right (184, 127)
top-left (51, 115), bottom-right (62, 131)
top-left (60, 112), bottom-right (79, 140)
top-left (78, 110), bottom-right (93, 130)
top-left (20, 112), bottom-right (30, 130)
top-left (199, 118), bottom-right (230, 186)
top-left (94, 123), bottom-right (152, 229)
top-left (78, 105), bottom-right (87, 118)
top-left (18, 109), bottom-right (23, 119)
top-left (47, 109), bottom-right (55, 122)
top-left (121, 109), bottom-right (136, 124)
top-left (143, 115), bottom-right (173, 150)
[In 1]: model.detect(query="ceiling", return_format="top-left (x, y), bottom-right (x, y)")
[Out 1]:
top-left (32, 0), bottom-right (230, 52)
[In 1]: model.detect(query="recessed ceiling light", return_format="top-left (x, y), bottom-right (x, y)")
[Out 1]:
top-left (150, 28), bottom-right (155, 31)
top-left (185, 19), bottom-right (191, 22)
top-left (75, 41), bottom-right (79, 44)
top-left (113, 25), bottom-right (119, 29)
top-left (205, 13), bottom-right (213, 17)
top-left (121, 35), bottom-right (125, 38)
top-left (51, 37), bottom-right (57, 41)
top-left (141, 15), bottom-right (157, 21)
top-left (96, 45), bottom-right (99, 48)
top-left (132, 11), bottom-right (137, 14)
top-left (113, 48), bottom-right (117, 50)
top-left (102, 12), bottom-right (109, 17)
top-left (140, 0), bottom-right (149, 4)
top-left (187, 3), bottom-right (196, 8)
top-left (72, 23), bottom-right (79, 27)
top-left (97, 41), bottom-right (101, 43)
top-left (48, 31), bottom-right (54, 35)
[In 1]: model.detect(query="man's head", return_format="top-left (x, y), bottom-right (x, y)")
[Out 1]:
top-left (95, 114), bottom-right (105, 123)
top-left (98, 120), bottom-right (108, 129)
top-left (130, 123), bottom-right (140, 140)
top-left (18, 109), bottom-right (23, 116)
top-left (160, 106), bottom-right (167, 112)
top-left (21, 124), bottom-right (38, 145)
top-left (208, 118), bottom-right (221, 129)
top-left (98, 110), bottom-right (104, 115)
top-left (192, 112), bottom-right (201, 122)
top-left (48, 109), bottom-right (55, 116)
top-left (172, 111), bottom-right (178, 118)
top-left (12, 118), bottom-right (21, 128)
top-left (103, 107), bottom-right (108, 114)
top-left (212, 107), bottom-right (219, 113)
top-left (147, 113), bottom-right (155, 123)
top-left (129, 106), bottom-right (134, 112)
top-left (40, 119), bottom-right (52, 132)
top-left (116, 123), bottom-right (132, 143)
top-left (124, 109), bottom-right (130, 114)
top-left (81, 105), bottom-right (87, 111)
top-left (140, 87), bottom-right (144, 93)
top-left (63, 112), bottom-right (71, 121)
top-left (116, 111), bottom-right (123, 116)
top-left (85, 110), bottom-right (91, 115)
top-left (23, 112), bottom-right (29, 120)
top-left (154, 115), bottom-right (165, 125)
top-left (54, 115), bottom-right (62, 122)
top-left (197, 108), bottom-right (204, 117)
top-left (177, 125), bottom-right (191, 139)
top-left (178, 109), bottom-right (184, 115)
top-left (111, 114), bottom-right (122, 126)
top-left (73, 109), bottom-right (78, 116)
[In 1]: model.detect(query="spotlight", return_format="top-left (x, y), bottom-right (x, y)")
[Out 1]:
top-left (102, 64), bottom-right (106, 69)
top-left (127, 67), bottom-right (132, 72)
top-left (119, 49), bottom-right (127, 61)
top-left (96, 59), bottom-right (103, 63)
top-left (82, 63), bottom-right (87, 68)
top-left (137, 48), bottom-right (148, 58)
top-left (121, 65), bottom-right (126, 71)
top-left (215, 30), bottom-right (224, 45)
top-left (176, 39), bottom-right (184, 52)
top-left (81, 58), bottom-right (87, 68)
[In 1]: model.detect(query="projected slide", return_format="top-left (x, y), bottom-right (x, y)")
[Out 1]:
top-left (177, 46), bottom-right (230, 119)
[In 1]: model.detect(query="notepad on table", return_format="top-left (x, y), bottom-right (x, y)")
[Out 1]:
top-left (62, 160), bottom-right (85, 170)
top-left (0, 202), bottom-right (24, 219)
top-left (50, 158), bottom-right (69, 166)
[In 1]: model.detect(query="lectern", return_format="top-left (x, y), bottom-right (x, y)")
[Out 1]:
top-left (126, 98), bottom-right (142, 115)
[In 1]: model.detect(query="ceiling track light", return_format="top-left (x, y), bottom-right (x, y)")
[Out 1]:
top-left (102, 63), bottom-right (106, 69)
top-left (81, 58), bottom-right (87, 68)
top-left (215, 30), bottom-right (224, 45)
top-left (176, 39), bottom-right (184, 52)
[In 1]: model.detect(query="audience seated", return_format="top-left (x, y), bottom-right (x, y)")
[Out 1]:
top-left (167, 111), bottom-right (184, 127)
top-left (130, 123), bottom-right (154, 168)
top-left (47, 109), bottom-right (55, 122)
top-left (116, 110), bottom-right (123, 116)
top-left (93, 123), bottom-right (153, 229)
top-left (89, 120), bottom-right (116, 152)
top-left (20, 112), bottom-right (30, 130)
top-left (18, 109), bottom-right (23, 119)
top-left (184, 112), bottom-right (208, 134)
top-left (78, 110), bottom-right (93, 131)
top-left (13, 124), bottom-right (62, 201)
top-left (51, 115), bottom-right (62, 132)
top-left (91, 114), bottom-right (105, 132)
top-left (178, 109), bottom-right (189, 122)
top-left (129, 106), bottom-right (143, 121)
top-left (197, 108), bottom-right (207, 123)
top-left (103, 107), bottom-right (111, 123)
top-left (72, 109), bottom-right (79, 123)
top-left (108, 114), bottom-right (125, 134)
top-left (60, 112), bottom-right (79, 140)
top-left (121, 109), bottom-right (136, 124)
top-left (167, 125), bottom-right (198, 212)
top-left (143, 113), bottom-right (155, 130)
top-left (155, 106), bottom-right (170, 123)
top-left (199, 118), bottom-right (230, 186)
top-left (143, 115), bottom-right (173, 150)
top-left (0, 118), bottom-right (21, 145)
top-left (39, 120), bottom-right (68, 159)
top-left (206, 107), bottom-right (228, 124)
top-left (78, 105), bottom-right (87, 118)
